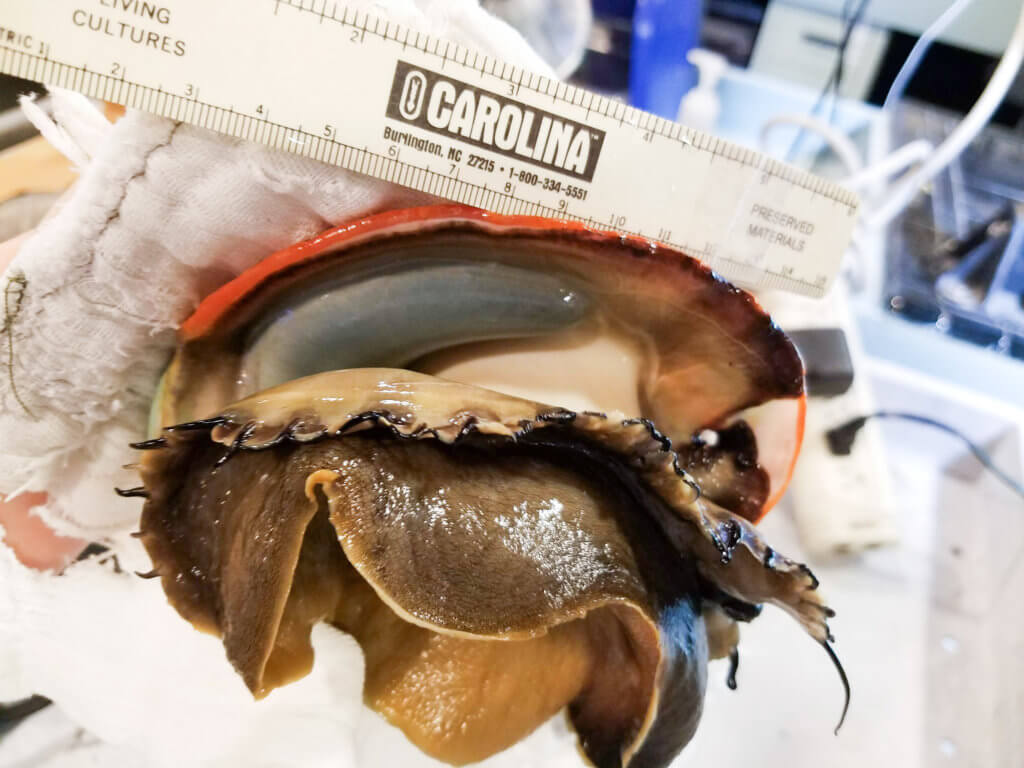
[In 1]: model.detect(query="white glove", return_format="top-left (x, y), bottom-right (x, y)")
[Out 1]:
top-left (0, 3), bottom-right (572, 766)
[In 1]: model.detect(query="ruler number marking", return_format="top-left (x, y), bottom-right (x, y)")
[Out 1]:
top-left (0, 7), bottom-right (853, 298)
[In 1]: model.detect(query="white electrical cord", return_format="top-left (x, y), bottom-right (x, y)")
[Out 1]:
top-left (759, 0), bottom-right (1024, 236)
top-left (842, 139), bottom-right (933, 191)
top-left (761, 0), bottom-right (1024, 236)
top-left (864, 0), bottom-right (1024, 229)
top-left (761, 113), bottom-right (864, 177)
top-left (883, 0), bottom-right (977, 111)
top-left (760, 116), bottom-right (933, 191)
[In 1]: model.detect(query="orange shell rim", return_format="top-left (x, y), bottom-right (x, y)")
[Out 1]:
top-left (178, 203), bottom-right (804, 519)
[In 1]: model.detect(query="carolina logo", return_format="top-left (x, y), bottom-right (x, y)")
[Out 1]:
top-left (398, 70), bottom-right (427, 120)
top-left (386, 61), bottom-right (605, 182)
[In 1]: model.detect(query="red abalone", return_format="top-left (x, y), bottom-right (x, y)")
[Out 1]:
top-left (127, 206), bottom-right (841, 768)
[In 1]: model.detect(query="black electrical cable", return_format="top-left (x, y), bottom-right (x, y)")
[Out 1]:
top-left (829, 0), bottom-right (872, 124)
top-left (786, 0), bottom-right (872, 161)
top-left (0, 695), bottom-right (51, 738)
top-left (826, 411), bottom-right (1024, 499)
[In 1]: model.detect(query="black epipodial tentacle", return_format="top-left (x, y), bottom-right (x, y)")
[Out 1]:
top-left (130, 437), bottom-right (167, 450)
top-left (822, 640), bottom-right (850, 735)
top-left (114, 486), bottom-right (149, 498)
top-left (165, 416), bottom-right (227, 432)
top-left (726, 647), bottom-right (739, 690)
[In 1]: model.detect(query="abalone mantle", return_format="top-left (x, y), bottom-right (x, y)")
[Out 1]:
top-left (131, 207), bottom-right (840, 768)
top-left (135, 369), bottom-right (836, 768)
top-left (160, 209), bottom-right (806, 523)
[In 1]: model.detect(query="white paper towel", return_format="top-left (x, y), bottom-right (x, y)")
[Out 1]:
top-left (0, 3), bottom-right (578, 766)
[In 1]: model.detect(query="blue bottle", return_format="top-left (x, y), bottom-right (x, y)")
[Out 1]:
top-left (630, 0), bottom-right (704, 119)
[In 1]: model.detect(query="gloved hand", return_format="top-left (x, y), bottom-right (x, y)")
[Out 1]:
top-left (0, 234), bottom-right (84, 571)
top-left (0, 3), bottom-right (568, 766)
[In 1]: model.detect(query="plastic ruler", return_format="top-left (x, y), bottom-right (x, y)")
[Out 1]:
top-left (0, 0), bottom-right (859, 297)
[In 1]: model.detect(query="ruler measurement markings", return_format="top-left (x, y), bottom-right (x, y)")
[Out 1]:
top-left (125, 79), bottom-right (137, 111)
top-left (137, 74), bottom-right (149, 111)
top-left (565, 82), bottom-right (578, 106)
top-left (0, 5), bottom-right (855, 297)
top-left (209, 99), bottom-right (220, 133)
top-left (100, 72), bottom-right (112, 103)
